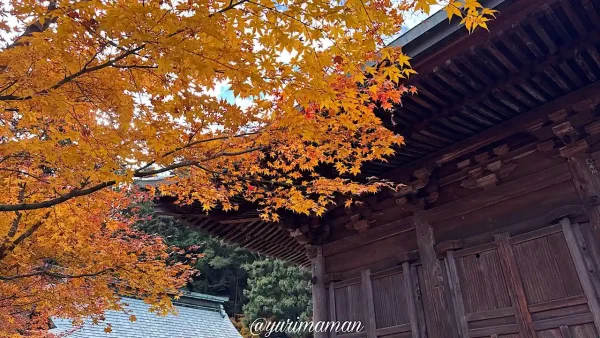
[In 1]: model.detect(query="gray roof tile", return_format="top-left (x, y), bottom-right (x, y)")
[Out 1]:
top-left (50, 296), bottom-right (242, 338)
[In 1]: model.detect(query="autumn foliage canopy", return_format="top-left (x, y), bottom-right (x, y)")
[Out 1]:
top-left (0, 0), bottom-right (493, 335)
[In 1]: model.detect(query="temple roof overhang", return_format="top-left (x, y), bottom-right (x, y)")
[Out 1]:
top-left (153, 0), bottom-right (600, 265)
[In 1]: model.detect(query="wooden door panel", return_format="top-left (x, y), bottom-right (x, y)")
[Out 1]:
top-left (447, 222), bottom-right (600, 337)
top-left (511, 233), bottom-right (583, 304)
top-left (454, 248), bottom-right (511, 313)
top-left (328, 221), bottom-right (600, 338)
top-left (329, 265), bottom-right (423, 338)
top-left (371, 271), bottom-right (410, 329)
top-left (333, 282), bottom-right (364, 324)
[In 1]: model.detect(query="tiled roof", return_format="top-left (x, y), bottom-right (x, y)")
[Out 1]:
top-left (50, 293), bottom-right (242, 338)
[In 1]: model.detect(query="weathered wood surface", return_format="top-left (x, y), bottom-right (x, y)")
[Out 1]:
top-left (568, 153), bottom-right (600, 255)
top-left (445, 250), bottom-right (469, 337)
top-left (328, 282), bottom-right (337, 338)
top-left (494, 233), bottom-right (536, 338)
top-left (310, 247), bottom-right (328, 338)
top-left (360, 269), bottom-right (377, 338)
top-left (414, 211), bottom-right (455, 338)
top-left (561, 219), bottom-right (600, 334)
top-left (403, 262), bottom-right (420, 338)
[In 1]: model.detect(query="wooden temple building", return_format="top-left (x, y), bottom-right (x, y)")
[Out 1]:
top-left (155, 0), bottom-right (600, 337)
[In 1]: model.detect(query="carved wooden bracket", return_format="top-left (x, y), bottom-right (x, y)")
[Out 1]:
top-left (435, 239), bottom-right (464, 255)
top-left (344, 206), bottom-right (384, 234)
top-left (394, 168), bottom-right (432, 197)
top-left (559, 139), bottom-right (590, 158)
top-left (290, 228), bottom-right (310, 245)
top-left (460, 159), bottom-right (517, 190)
top-left (544, 205), bottom-right (585, 224)
top-left (553, 121), bottom-right (580, 147)
top-left (397, 250), bottom-right (419, 264)
top-left (537, 139), bottom-right (558, 158)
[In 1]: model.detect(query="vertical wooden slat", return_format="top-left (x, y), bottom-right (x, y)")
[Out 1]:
top-left (446, 251), bottom-right (469, 337)
top-left (559, 325), bottom-right (572, 338)
top-left (328, 283), bottom-right (337, 338)
top-left (411, 264), bottom-right (428, 338)
top-left (414, 210), bottom-right (454, 338)
top-left (495, 233), bottom-right (536, 338)
top-left (578, 223), bottom-right (600, 278)
top-left (567, 153), bottom-right (600, 254)
top-left (361, 269), bottom-right (377, 338)
top-left (310, 246), bottom-right (328, 338)
top-left (572, 223), bottom-right (600, 294)
top-left (561, 218), bottom-right (600, 333)
top-left (403, 262), bottom-right (420, 338)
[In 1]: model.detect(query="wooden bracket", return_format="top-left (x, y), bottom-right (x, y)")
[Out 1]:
top-left (435, 239), bottom-right (464, 255)
top-left (544, 205), bottom-right (585, 224)
top-left (397, 250), bottom-right (420, 264)
top-left (344, 211), bottom-right (383, 233)
top-left (559, 139), bottom-right (590, 157)
top-left (548, 108), bottom-right (569, 123)
top-left (537, 139), bottom-right (558, 158)
top-left (290, 228), bottom-right (310, 244)
top-left (553, 121), bottom-right (580, 146)
top-left (477, 174), bottom-right (499, 190)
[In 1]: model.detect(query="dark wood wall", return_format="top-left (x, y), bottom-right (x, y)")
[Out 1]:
top-left (318, 99), bottom-right (600, 338)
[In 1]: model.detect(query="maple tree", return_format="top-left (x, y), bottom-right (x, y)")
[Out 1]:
top-left (0, 0), bottom-right (494, 336)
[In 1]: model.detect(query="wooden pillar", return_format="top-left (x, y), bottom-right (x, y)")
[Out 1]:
top-left (402, 261), bottom-right (421, 338)
top-left (445, 250), bottom-right (469, 338)
top-left (361, 269), bottom-right (377, 338)
top-left (413, 210), bottom-right (455, 338)
top-left (566, 152), bottom-right (600, 253)
top-left (309, 246), bottom-right (328, 338)
top-left (495, 233), bottom-right (536, 338)
top-left (560, 218), bottom-right (600, 333)
top-left (328, 282), bottom-right (337, 338)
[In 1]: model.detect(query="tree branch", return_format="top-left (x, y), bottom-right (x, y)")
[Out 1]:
top-left (210, 0), bottom-right (249, 17)
top-left (6, 184), bottom-right (26, 239)
top-left (0, 182), bottom-right (115, 212)
top-left (134, 146), bottom-right (265, 177)
top-left (135, 130), bottom-right (265, 173)
top-left (0, 146), bottom-right (265, 211)
top-left (5, 1), bottom-right (58, 49)
top-left (0, 168), bottom-right (49, 183)
top-left (0, 211), bottom-right (50, 260)
top-left (0, 267), bottom-right (114, 281)
top-left (0, 45), bottom-right (145, 101)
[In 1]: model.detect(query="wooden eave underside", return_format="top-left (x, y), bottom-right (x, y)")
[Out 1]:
top-left (158, 0), bottom-right (600, 266)
top-left (155, 200), bottom-right (309, 265)
top-left (366, 0), bottom-right (600, 177)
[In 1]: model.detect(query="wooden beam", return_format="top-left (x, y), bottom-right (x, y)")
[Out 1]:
top-left (402, 262), bottom-right (420, 338)
top-left (494, 233), bottom-right (536, 338)
top-left (309, 246), bottom-right (328, 338)
top-left (566, 152), bottom-right (600, 254)
top-left (410, 265), bottom-right (428, 338)
top-left (572, 223), bottom-right (600, 294)
top-left (361, 269), bottom-right (377, 338)
top-left (384, 80), bottom-right (600, 179)
top-left (445, 251), bottom-right (469, 337)
top-left (560, 218), bottom-right (600, 334)
top-left (328, 282), bottom-right (337, 338)
top-left (414, 211), bottom-right (454, 338)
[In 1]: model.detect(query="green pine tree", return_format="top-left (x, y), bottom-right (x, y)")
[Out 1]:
top-left (243, 259), bottom-right (312, 338)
